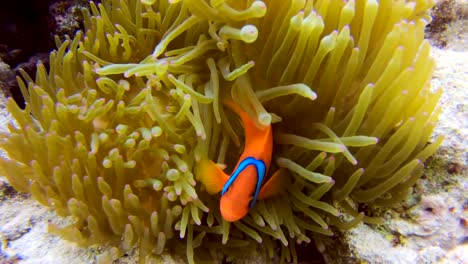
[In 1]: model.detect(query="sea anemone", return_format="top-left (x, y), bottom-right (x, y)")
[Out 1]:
top-left (0, 0), bottom-right (442, 263)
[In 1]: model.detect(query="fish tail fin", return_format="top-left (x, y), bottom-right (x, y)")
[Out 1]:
top-left (222, 99), bottom-right (253, 124)
top-left (222, 98), bottom-right (244, 115)
top-left (194, 158), bottom-right (229, 194)
top-left (222, 98), bottom-right (265, 139)
top-left (258, 168), bottom-right (289, 200)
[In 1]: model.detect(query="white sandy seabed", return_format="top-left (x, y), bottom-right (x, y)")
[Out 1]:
top-left (0, 8), bottom-right (467, 264)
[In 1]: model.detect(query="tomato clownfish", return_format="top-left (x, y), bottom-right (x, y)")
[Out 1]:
top-left (195, 100), bottom-right (286, 222)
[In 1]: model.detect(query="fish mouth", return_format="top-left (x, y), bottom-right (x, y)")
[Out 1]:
top-left (220, 196), bottom-right (249, 222)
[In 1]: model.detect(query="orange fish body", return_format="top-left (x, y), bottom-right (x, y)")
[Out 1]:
top-left (195, 100), bottom-right (284, 222)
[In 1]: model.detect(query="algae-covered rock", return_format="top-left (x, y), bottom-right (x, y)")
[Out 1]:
top-left (321, 4), bottom-right (468, 261)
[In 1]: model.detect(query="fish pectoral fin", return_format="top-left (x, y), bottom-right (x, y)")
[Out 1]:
top-left (194, 158), bottom-right (229, 195)
top-left (258, 168), bottom-right (288, 200)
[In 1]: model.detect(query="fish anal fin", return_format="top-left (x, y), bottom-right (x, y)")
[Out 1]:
top-left (258, 168), bottom-right (288, 200)
top-left (195, 159), bottom-right (229, 194)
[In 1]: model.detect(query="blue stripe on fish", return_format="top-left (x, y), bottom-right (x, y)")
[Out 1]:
top-left (221, 157), bottom-right (266, 208)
